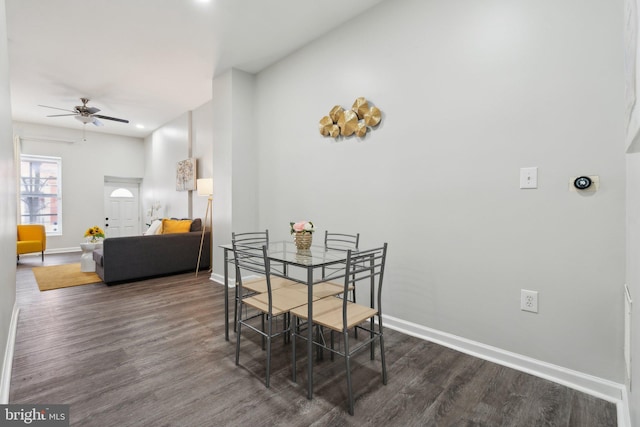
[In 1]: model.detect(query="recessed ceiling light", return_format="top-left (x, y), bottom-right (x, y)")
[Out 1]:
top-left (136, 124), bottom-right (145, 129)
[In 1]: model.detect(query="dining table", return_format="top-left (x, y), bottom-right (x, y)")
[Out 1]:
top-left (219, 240), bottom-right (353, 399)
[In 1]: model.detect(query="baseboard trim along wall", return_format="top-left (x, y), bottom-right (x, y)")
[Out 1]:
top-left (0, 304), bottom-right (19, 404)
top-left (212, 273), bottom-right (232, 287)
top-left (382, 314), bottom-right (630, 425)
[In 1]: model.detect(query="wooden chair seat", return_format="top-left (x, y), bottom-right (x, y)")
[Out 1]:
top-left (244, 286), bottom-right (320, 316)
top-left (311, 281), bottom-right (354, 298)
top-left (291, 296), bottom-right (377, 331)
top-left (242, 276), bottom-right (298, 294)
top-left (245, 278), bottom-right (351, 299)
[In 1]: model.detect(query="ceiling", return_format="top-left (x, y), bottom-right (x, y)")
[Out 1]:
top-left (5, 0), bottom-right (385, 138)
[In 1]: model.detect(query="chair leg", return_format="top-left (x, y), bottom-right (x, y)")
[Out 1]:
top-left (233, 285), bottom-right (249, 335)
top-left (370, 316), bottom-right (375, 360)
top-left (379, 316), bottom-right (387, 385)
top-left (330, 330), bottom-right (335, 361)
top-left (41, 251), bottom-right (44, 262)
top-left (283, 313), bottom-right (289, 345)
top-left (233, 285), bottom-right (238, 333)
top-left (261, 313), bottom-right (266, 350)
top-left (292, 316), bottom-right (297, 383)
top-left (352, 285), bottom-right (358, 339)
top-left (343, 330), bottom-right (354, 416)
top-left (316, 325), bottom-right (323, 361)
top-left (265, 315), bottom-right (272, 388)
top-left (235, 317), bottom-right (242, 366)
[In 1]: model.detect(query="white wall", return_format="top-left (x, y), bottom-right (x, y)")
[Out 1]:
top-left (143, 114), bottom-right (190, 221)
top-left (249, 0), bottom-right (625, 382)
top-left (211, 69), bottom-right (258, 277)
top-left (14, 122), bottom-right (145, 250)
top-left (231, 71), bottom-right (258, 236)
top-left (193, 101), bottom-right (214, 226)
top-left (626, 153), bottom-right (640, 424)
top-left (0, 0), bottom-right (17, 403)
top-left (142, 102), bottom-right (214, 227)
top-left (212, 71), bottom-right (233, 275)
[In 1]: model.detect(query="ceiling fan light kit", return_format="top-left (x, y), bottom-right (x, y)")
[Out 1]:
top-left (39, 97), bottom-right (129, 128)
top-left (75, 115), bottom-right (94, 124)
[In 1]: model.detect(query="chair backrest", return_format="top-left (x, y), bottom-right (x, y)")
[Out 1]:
top-left (232, 230), bottom-right (269, 248)
top-left (324, 231), bottom-right (359, 251)
top-left (231, 231), bottom-right (274, 313)
top-left (341, 243), bottom-right (388, 328)
top-left (323, 231), bottom-right (359, 278)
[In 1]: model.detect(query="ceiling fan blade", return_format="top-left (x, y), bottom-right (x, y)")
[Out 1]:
top-left (94, 114), bottom-right (129, 124)
top-left (92, 118), bottom-right (104, 127)
top-left (38, 104), bottom-right (75, 113)
top-left (46, 113), bottom-right (76, 117)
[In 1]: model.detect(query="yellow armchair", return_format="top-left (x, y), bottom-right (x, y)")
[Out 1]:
top-left (17, 224), bottom-right (46, 262)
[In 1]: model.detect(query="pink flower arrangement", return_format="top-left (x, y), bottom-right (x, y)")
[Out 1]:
top-left (290, 221), bottom-right (315, 235)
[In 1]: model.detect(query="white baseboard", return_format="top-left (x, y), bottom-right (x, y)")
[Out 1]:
top-left (47, 247), bottom-right (81, 254)
top-left (211, 271), bottom-right (238, 287)
top-left (383, 314), bottom-right (629, 425)
top-left (0, 303), bottom-right (19, 404)
top-left (619, 385), bottom-right (632, 427)
top-left (211, 272), bottom-right (224, 285)
top-left (19, 248), bottom-right (79, 258)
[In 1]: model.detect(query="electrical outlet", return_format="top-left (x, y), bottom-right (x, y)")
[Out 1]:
top-left (521, 289), bottom-right (538, 313)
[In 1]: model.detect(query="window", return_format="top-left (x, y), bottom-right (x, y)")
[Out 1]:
top-left (20, 155), bottom-right (62, 235)
top-left (110, 188), bottom-right (134, 198)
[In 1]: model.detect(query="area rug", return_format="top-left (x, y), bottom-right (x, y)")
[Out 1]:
top-left (32, 263), bottom-right (103, 291)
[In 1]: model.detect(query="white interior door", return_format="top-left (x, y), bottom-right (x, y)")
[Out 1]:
top-left (104, 182), bottom-right (140, 237)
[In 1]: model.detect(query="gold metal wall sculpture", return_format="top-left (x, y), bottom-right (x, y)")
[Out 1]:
top-left (319, 97), bottom-right (382, 139)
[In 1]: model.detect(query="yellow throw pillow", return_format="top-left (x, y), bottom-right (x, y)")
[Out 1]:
top-left (162, 219), bottom-right (192, 234)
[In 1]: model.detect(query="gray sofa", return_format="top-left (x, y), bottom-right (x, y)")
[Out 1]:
top-left (93, 229), bottom-right (211, 284)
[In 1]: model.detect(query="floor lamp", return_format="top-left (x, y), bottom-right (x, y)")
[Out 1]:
top-left (196, 178), bottom-right (213, 277)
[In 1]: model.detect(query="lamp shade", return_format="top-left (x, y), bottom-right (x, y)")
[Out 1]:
top-left (196, 178), bottom-right (213, 196)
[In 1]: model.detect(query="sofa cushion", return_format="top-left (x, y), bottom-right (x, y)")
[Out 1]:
top-left (190, 218), bottom-right (202, 232)
top-left (162, 219), bottom-right (192, 234)
top-left (144, 219), bottom-right (163, 235)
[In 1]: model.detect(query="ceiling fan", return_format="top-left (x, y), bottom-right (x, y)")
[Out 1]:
top-left (39, 98), bottom-right (129, 126)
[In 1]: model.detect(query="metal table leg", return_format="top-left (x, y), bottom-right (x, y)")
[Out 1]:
top-left (307, 266), bottom-right (313, 399)
top-left (224, 247), bottom-right (229, 341)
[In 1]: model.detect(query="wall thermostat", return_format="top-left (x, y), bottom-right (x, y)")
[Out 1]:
top-left (574, 176), bottom-right (592, 190)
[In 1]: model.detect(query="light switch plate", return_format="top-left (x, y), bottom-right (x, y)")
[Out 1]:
top-left (520, 167), bottom-right (538, 189)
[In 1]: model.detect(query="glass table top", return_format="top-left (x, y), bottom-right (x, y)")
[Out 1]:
top-left (221, 240), bottom-right (352, 267)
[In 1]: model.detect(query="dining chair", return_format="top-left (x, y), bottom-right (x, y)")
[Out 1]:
top-left (232, 242), bottom-right (314, 388)
top-left (291, 243), bottom-right (388, 415)
top-left (232, 230), bottom-right (298, 332)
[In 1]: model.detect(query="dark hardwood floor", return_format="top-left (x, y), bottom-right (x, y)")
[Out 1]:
top-left (10, 253), bottom-right (617, 426)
